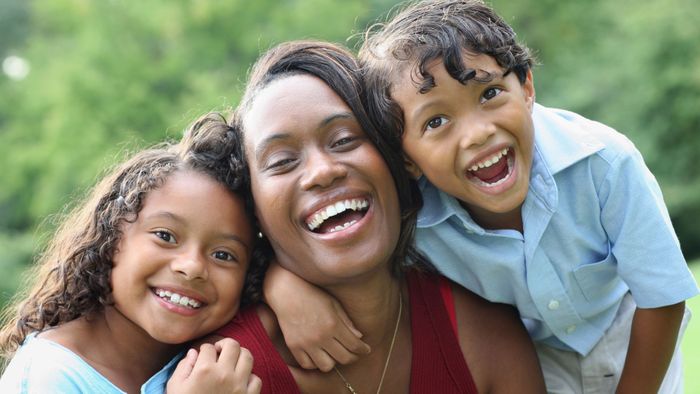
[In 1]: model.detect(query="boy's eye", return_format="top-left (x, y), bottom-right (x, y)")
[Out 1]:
top-left (153, 230), bottom-right (176, 244)
top-left (213, 250), bottom-right (235, 262)
top-left (425, 116), bottom-right (448, 131)
top-left (480, 87), bottom-right (503, 103)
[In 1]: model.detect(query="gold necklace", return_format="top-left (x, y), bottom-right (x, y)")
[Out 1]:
top-left (333, 291), bottom-right (403, 394)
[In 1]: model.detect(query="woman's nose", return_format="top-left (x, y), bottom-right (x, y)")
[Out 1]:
top-left (299, 150), bottom-right (348, 190)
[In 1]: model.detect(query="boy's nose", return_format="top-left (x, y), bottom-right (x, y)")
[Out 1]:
top-left (459, 121), bottom-right (496, 150)
top-left (299, 150), bottom-right (348, 190)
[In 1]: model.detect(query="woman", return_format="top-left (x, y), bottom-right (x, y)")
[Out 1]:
top-left (213, 41), bottom-right (545, 393)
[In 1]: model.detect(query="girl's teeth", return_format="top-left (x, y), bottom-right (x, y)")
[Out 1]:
top-left (156, 289), bottom-right (202, 308)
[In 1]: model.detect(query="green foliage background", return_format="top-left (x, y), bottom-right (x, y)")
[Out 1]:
top-left (1, 0), bottom-right (698, 318)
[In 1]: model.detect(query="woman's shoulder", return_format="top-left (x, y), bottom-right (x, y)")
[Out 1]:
top-left (0, 332), bottom-right (121, 393)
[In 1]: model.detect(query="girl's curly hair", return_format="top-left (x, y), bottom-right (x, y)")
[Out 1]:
top-left (0, 112), bottom-right (268, 360)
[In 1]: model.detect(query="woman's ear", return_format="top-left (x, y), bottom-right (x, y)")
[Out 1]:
top-left (404, 155), bottom-right (423, 179)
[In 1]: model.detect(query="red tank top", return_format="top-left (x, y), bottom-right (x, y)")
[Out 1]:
top-left (217, 271), bottom-right (478, 393)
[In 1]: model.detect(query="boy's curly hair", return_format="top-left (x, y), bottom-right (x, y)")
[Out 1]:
top-left (0, 112), bottom-right (268, 360)
top-left (359, 0), bottom-right (535, 140)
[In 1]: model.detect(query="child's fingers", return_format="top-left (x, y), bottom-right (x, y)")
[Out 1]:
top-left (323, 338), bottom-right (361, 365)
top-left (169, 348), bottom-right (198, 383)
top-left (214, 337), bottom-right (242, 370)
top-left (291, 349), bottom-right (316, 370)
top-left (189, 342), bottom-right (218, 374)
top-left (232, 347), bottom-right (255, 382)
top-left (306, 348), bottom-right (336, 373)
top-left (334, 302), bottom-right (363, 339)
top-left (333, 326), bottom-right (371, 356)
top-left (247, 374), bottom-right (262, 394)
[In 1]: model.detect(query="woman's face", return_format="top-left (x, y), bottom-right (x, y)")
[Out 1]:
top-left (243, 74), bottom-right (401, 286)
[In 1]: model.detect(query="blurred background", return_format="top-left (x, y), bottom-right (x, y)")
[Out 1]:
top-left (1, 0), bottom-right (698, 388)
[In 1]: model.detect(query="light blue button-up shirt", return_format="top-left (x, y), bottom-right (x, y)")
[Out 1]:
top-left (415, 103), bottom-right (699, 355)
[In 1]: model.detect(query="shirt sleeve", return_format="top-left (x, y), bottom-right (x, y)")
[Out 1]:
top-left (598, 143), bottom-right (699, 308)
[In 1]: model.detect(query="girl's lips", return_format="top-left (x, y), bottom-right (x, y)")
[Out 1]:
top-left (151, 286), bottom-right (207, 316)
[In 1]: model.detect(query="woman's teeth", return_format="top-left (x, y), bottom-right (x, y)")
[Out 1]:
top-left (469, 148), bottom-right (509, 172)
top-left (155, 289), bottom-right (202, 309)
top-left (306, 199), bottom-right (368, 231)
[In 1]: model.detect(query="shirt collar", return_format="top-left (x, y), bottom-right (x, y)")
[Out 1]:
top-left (532, 103), bottom-right (604, 174)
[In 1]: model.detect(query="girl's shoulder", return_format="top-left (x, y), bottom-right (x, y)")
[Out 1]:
top-left (0, 332), bottom-right (122, 393)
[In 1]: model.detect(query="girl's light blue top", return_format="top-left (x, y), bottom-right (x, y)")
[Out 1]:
top-left (0, 332), bottom-right (182, 393)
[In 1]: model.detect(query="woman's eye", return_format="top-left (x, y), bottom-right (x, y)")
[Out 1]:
top-left (265, 155), bottom-right (298, 172)
top-left (331, 135), bottom-right (360, 149)
top-left (153, 230), bottom-right (176, 244)
top-left (481, 87), bottom-right (503, 103)
top-left (213, 250), bottom-right (235, 262)
top-left (425, 116), bottom-right (448, 131)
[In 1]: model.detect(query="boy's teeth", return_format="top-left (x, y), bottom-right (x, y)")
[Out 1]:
top-left (470, 148), bottom-right (509, 172)
top-left (307, 199), bottom-right (369, 231)
top-left (155, 289), bottom-right (202, 309)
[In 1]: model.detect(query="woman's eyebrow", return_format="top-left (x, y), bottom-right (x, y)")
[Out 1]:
top-left (254, 133), bottom-right (292, 162)
top-left (319, 112), bottom-right (354, 127)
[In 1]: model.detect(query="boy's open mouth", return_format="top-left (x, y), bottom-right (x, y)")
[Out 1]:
top-left (466, 147), bottom-right (514, 186)
top-left (306, 199), bottom-right (369, 234)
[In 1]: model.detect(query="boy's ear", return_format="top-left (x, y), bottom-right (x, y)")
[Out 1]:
top-left (523, 69), bottom-right (536, 111)
top-left (404, 155), bottom-right (423, 179)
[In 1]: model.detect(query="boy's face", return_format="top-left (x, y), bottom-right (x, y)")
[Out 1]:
top-left (392, 53), bottom-right (535, 226)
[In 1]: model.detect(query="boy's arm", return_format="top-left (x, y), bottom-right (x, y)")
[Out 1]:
top-left (263, 261), bottom-right (370, 371)
top-left (615, 301), bottom-right (685, 394)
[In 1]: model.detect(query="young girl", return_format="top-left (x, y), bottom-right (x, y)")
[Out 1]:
top-left (0, 113), bottom-right (263, 394)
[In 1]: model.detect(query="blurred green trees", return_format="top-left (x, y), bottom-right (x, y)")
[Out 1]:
top-left (1, 0), bottom-right (699, 308)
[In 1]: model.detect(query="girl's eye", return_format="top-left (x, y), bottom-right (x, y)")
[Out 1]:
top-left (153, 230), bottom-right (176, 244)
top-left (481, 87), bottom-right (503, 103)
top-left (425, 116), bottom-right (448, 132)
top-left (213, 250), bottom-right (235, 262)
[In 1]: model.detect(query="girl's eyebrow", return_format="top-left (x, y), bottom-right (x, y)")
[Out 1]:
top-left (145, 211), bottom-right (250, 251)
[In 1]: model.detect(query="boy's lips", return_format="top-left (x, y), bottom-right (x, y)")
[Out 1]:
top-left (464, 147), bottom-right (516, 191)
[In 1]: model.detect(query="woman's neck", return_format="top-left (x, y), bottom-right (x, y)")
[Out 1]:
top-left (325, 271), bottom-right (404, 349)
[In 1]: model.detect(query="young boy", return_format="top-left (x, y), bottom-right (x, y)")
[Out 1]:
top-left (263, 0), bottom-right (699, 392)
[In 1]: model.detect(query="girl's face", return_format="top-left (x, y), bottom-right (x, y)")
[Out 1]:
top-left (109, 169), bottom-right (252, 344)
top-left (243, 74), bottom-right (401, 286)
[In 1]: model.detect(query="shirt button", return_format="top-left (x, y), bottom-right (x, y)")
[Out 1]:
top-left (547, 300), bottom-right (560, 310)
top-left (566, 325), bottom-right (576, 334)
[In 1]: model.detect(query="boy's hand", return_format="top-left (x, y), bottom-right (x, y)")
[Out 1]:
top-left (264, 261), bottom-right (371, 371)
top-left (167, 338), bottom-right (262, 394)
